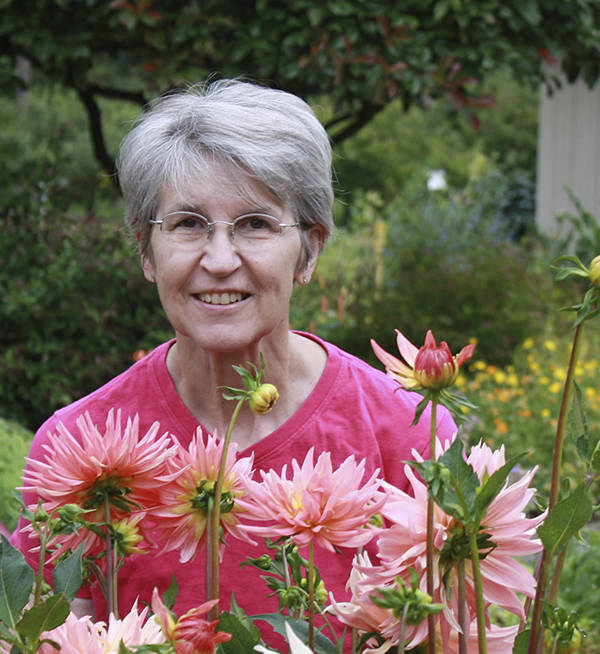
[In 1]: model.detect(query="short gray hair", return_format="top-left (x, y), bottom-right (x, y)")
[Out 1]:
top-left (117, 78), bottom-right (334, 263)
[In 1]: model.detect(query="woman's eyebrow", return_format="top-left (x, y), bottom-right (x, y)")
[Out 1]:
top-left (165, 202), bottom-right (279, 217)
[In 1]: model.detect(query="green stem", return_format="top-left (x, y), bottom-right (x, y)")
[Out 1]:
top-left (207, 397), bottom-right (245, 617)
top-left (457, 559), bottom-right (468, 654)
top-left (548, 544), bottom-right (568, 606)
top-left (548, 322), bottom-right (583, 510)
top-left (398, 602), bottom-right (409, 653)
top-left (426, 396), bottom-right (438, 654)
top-left (33, 522), bottom-right (49, 606)
top-left (528, 322), bottom-right (584, 653)
top-left (468, 530), bottom-right (487, 654)
top-left (308, 541), bottom-right (315, 651)
top-left (104, 495), bottom-right (118, 618)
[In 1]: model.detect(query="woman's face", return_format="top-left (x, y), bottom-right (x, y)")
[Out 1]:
top-left (142, 163), bottom-right (321, 354)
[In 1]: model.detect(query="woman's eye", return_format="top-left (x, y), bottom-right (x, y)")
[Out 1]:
top-left (171, 215), bottom-right (206, 230)
top-left (236, 215), bottom-right (278, 234)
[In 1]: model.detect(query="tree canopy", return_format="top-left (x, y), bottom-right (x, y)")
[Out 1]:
top-left (2, 0), bottom-right (599, 175)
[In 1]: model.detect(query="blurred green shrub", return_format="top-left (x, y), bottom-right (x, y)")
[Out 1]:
top-left (557, 528), bottom-right (600, 650)
top-left (458, 327), bottom-right (600, 502)
top-left (0, 417), bottom-right (32, 530)
top-left (293, 172), bottom-right (565, 367)
top-left (334, 71), bottom-right (538, 209)
top-left (0, 175), bottom-right (171, 431)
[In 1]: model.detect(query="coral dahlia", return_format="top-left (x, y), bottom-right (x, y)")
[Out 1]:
top-left (152, 428), bottom-right (254, 563)
top-left (237, 448), bottom-right (387, 552)
top-left (21, 409), bottom-right (178, 558)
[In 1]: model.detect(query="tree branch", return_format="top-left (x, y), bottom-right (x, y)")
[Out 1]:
top-left (86, 84), bottom-right (147, 106)
top-left (76, 88), bottom-right (119, 187)
top-left (327, 104), bottom-right (384, 146)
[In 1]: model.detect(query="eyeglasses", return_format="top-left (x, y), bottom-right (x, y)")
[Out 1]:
top-left (149, 211), bottom-right (300, 248)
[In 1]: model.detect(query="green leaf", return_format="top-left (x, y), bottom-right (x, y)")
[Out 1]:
top-left (251, 614), bottom-right (338, 654)
top-left (473, 453), bottom-right (526, 525)
top-left (217, 611), bottom-right (262, 654)
top-left (0, 534), bottom-right (34, 629)
top-left (227, 595), bottom-right (261, 637)
top-left (589, 438), bottom-right (600, 472)
top-left (52, 544), bottom-right (83, 602)
top-left (162, 573), bottom-right (179, 610)
top-left (538, 485), bottom-right (593, 560)
top-left (16, 593), bottom-right (70, 641)
top-left (574, 287), bottom-right (600, 327)
top-left (512, 628), bottom-right (530, 653)
top-left (437, 437), bottom-right (480, 519)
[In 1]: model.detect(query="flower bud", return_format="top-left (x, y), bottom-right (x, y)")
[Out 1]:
top-left (111, 516), bottom-right (145, 556)
top-left (248, 383), bottom-right (279, 415)
top-left (413, 330), bottom-right (475, 391)
top-left (590, 255), bottom-right (600, 288)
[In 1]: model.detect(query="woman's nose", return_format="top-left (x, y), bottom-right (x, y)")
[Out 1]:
top-left (199, 224), bottom-right (242, 275)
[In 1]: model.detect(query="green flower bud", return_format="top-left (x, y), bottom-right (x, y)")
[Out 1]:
top-left (590, 255), bottom-right (600, 288)
top-left (249, 383), bottom-right (279, 415)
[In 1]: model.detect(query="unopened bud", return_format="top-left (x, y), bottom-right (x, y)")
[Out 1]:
top-left (249, 383), bottom-right (279, 415)
top-left (590, 255), bottom-right (600, 288)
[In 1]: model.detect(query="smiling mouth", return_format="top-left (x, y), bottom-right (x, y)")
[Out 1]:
top-left (197, 292), bottom-right (248, 305)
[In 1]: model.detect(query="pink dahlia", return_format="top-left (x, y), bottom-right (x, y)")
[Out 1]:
top-left (21, 409), bottom-right (178, 558)
top-left (237, 448), bottom-right (387, 552)
top-left (152, 428), bottom-right (254, 563)
top-left (328, 552), bottom-right (429, 653)
top-left (371, 329), bottom-right (475, 391)
top-left (366, 439), bottom-right (543, 649)
top-left (37, 601), bottom-right (164, 654)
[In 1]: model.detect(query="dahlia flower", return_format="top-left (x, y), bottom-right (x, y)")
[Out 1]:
top-left (327, 552), bottom-right (428, 653)
top-left (21, 409), bottom-right (178, 558)
top-left (37, 601), bottom-right (164, 654)
top-left (371, 329), bottom-right (475, 392)
top-left (151, 588), bottom-right (231, 654)
top-left (360, 439), bottom-right (543, 650)
top-left (237, 448), bottom-right (387, 552)
top-left (152, 428), bottom-right (254, 563)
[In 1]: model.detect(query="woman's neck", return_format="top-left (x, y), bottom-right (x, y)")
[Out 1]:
top-left (166, 331), bottom-right (326, 449)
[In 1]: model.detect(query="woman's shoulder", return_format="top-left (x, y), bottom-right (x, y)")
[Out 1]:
top-left (34, 340), bottom-right (174, 443)
top-left (297, 331), bottom-right (417, 404)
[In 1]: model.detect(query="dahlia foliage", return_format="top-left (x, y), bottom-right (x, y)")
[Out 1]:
top-left (6, 286), bottom-right (600, 654)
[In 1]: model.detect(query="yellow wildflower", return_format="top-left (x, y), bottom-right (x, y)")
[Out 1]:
top-left (522, 338), bottom-right (535, 350)
top-left (506, 374), bottom-right (519, 387)
top-left (544, 340), bottom-right (557, 351)
top-left (549, 382), bottom-right (562, 394)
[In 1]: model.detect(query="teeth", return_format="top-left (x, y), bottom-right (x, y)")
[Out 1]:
top-left (199, 292), bottom-right (244, 305)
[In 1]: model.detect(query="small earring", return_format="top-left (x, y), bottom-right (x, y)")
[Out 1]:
top-left (302, 276), bottom-right (309, 284)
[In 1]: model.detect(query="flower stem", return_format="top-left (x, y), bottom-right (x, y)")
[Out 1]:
top-left (399, 602), bottom-right (409, 653)
top-left (457, 558), bottom-right (468, 654)
top-left (33, 522), bottom-right (49, 606)
top-left (528, 322), bottom-right (584, 652)
top-left (468, 530), bottom-right (487, 654)
top-left (104, 495), bottom-right (118, 618)
top-left (426, 396), bottom-right (438, 654)
top-left (308, 540), bottom-right (316, 651)
top-left (207, 397), bottom-right (245, 616)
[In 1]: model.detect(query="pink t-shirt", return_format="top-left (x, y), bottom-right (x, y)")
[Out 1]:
top-left (15, 333), bottom-right (456, 632)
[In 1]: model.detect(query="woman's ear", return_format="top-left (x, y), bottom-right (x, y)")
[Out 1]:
top-left (137, 233), bottom-right (156, 283)
top-left (295, 225), bottom-right (324, 285)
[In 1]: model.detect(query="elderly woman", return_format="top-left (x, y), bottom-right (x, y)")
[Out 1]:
top-left (16, 79), bottom-right (455, 626)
